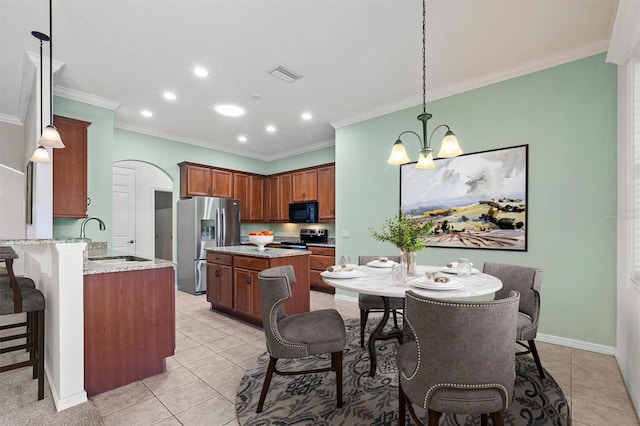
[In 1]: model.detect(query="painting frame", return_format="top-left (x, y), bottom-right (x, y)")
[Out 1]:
top-left (400, 144), bottom-right (528, 251)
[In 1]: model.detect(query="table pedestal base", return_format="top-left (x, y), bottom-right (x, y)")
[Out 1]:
top-left (367, 296), bottom-right (403, 377)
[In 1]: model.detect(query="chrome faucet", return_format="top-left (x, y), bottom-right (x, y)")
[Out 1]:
top-left (80, 217), bottom-right (106, 239)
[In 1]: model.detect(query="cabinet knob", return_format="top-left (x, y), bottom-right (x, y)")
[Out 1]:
top-left (128, 240), bottom-right (135, 244)
top-left (245, 275), bottom-right (251, 285)
top-left (215, 269), bottom-right (220, 277)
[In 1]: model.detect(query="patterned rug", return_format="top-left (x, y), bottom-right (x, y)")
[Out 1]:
top-left (236, 318), bottom-right (571, 425)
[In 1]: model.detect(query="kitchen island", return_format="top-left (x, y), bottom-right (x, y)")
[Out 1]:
top-left (206, 246), bottom-right (310, 326)
top-left (83, 257), bottom-right (175, 397)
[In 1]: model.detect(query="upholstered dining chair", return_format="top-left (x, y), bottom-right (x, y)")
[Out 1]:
top-left (357, 255), bottom-right (403, 348)
top-left (398, 290), bottom-right (520, 426)
top-left (256, 265), bottom-right (346, 413)
top-left (0, 247), bottom-right (46, 401)
top-left (483, 262), bottom-right (545, 379)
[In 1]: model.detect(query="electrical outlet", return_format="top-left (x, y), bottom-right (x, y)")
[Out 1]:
top-left (341, 230), bottom-right (350, 238)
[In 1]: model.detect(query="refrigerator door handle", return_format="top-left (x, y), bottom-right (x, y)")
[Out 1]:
top-left (221, 208), bottom-right (226, 245)
top-left (196, 259), bottom-right (206, 293)
top-left (215, 208), bottom-right (221, 246)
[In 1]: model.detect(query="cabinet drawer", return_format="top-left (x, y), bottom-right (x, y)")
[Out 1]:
top-left (206, 252), bottom-right (232, 265)
top-left (233, 256), bottom-right (269, 271)
top-left (310, 255), bottom-right (334, 271)
top-left (308, 246), bottom-right (335, 256)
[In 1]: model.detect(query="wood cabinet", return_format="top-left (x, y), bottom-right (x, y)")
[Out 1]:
top-left (317, 165), bottom-right (335, 221)
top-left (83, 267), bottom-right (175, 397)
top-left (292, 169), bottom-right (317, 201)
top-left (267, 173), bottom-right (292, 221)
top-left (233, 173), bottom-right (264, 222)
top-left (206, 250), bottom-right (310, 326)
top-left (53, 115), bottom-right (91, 218)
top-left (179, 162), bottom-right (233, 198)
top-left (308, 246), bottom-right (336, 294)
top-left (206, 253), bottom-right (233, 309)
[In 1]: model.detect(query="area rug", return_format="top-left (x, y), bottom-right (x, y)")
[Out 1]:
top-left (236, 318), bottom-right (570, 425)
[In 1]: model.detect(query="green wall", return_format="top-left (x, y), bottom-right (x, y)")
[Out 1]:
top-left (336, 53), bottom-right (617, 346)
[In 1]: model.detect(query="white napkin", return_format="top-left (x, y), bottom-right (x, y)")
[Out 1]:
top-left (327, 264), bottom-right (356, 272)
top-left (378, 256), bottom-right (388, 262)
top-left (426, 271), bottom-right (451, 283)
top-left (446, 261), bottom-right (458, 268)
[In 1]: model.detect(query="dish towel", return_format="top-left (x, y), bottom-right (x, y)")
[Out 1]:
top-left (327, 264), bottom-right (356, 272)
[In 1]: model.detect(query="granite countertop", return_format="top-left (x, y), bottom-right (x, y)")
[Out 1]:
top-left (207, 245), bottom-right (311, 258)
top-left (0, 238), bottom-right (88, 245)
top-left (84, 258), bottom-right (175, 275)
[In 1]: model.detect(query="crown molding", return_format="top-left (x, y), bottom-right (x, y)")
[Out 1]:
top-left (331, 40), bottom-right (609, 129)
top-left (606, 0), bottom-right (640, 64)
top-left (17, 51), bottom-right (65, 124)
top-left (115, 122), bottom-right (334, 162)
top-left (0, 113), bottom-right (24, 126)
top-left (54, 86), bottom-right (121, 111)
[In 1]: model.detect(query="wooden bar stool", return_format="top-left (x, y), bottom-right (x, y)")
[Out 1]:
top-left (0, 246), bottom-right (45, 400)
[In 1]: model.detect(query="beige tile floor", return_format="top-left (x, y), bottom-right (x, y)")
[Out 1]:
top-left (89, 290), bottom-right (639, 426)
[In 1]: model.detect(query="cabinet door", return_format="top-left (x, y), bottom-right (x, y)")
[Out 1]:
top-left (53, 115), bottom-right (91, 218)
top-left (317, 165), bottom-right (335, 221)
top-left (180, 164), bottom-right (211, 197)
top-left (233, 173), bottom-right (251, 221)
top-left (211, 169), bottom-right (233, 198)
top-left (280, 174), bottom-right (292, 220)
top-left (249, 175), bottom-right (264, 221)
top-left (218, 264), bottom-right (233, 308)
top-left (206, 262), bottom-right (218, 304)
top-left (267, 176), bottom-right (281, 221)
top-left (292, 169), bottom-right (317, 201)
top-left (233, 268), bottom-right (253, 315)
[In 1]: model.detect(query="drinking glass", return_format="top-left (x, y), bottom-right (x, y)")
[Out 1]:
top-left (457, 258), bottom-right (472, 277)
top-left (339, 255), bottom-right (352, 266)
top-left (391, 262), bottom-right (407, 286)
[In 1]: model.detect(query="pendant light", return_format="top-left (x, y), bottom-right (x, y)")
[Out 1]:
top-left (38, 0), bottom-right (64, 149)
top-left (387, 0), bottom-right (463, 169)
top-left (29, 31), bottom-right (51, 163)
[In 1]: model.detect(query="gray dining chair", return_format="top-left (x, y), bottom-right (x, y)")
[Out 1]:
top-left (398, 290), bottom-right (520, 426)
top-left (483, 262), bottom-right (545, 379)
top-left (357, 255), bottom-right (403, 348)
top-left (256, 265), bottom-right (346, 413)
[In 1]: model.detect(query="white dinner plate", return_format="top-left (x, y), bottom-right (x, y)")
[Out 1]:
top-left (409, 277), bottom-right (464, 290)
top-left (320, 270), bottom-right (365, 279)
top-left (439, 266), bottom-right (480, 275)
top-left (366, 260), bottom-right (396, 268)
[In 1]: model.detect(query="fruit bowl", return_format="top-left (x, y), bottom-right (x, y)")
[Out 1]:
top-left (248, 234), bottom-right (274, 251)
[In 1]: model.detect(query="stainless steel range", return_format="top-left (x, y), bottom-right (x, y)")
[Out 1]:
top-left (280, 228), bottom-right (328, 250)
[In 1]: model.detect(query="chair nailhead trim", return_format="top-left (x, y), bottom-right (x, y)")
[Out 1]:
top-left (422, 383), bottom-right (510, 410)
top-left (263, 275), bottom-right (309, 357)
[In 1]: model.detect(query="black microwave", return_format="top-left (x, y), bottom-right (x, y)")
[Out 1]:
top-left (289, 201), bottom-right (318, 223)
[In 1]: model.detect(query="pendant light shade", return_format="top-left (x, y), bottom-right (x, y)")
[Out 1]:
top-left (39, 124), bottom-right (64, 148)
top-left (387, 140), bottom-right (411, 165)
top-left (416, 150), bottom-right (436, 169)
top-left (437, 130), bottom-right (463, 158)
top-left (30, 145), bottom-right (50, 163)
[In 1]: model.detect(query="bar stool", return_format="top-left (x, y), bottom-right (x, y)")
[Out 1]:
top-left (0, 246), bottom-right (45, 400)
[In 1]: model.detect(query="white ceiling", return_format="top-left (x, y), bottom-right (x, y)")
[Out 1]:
top-left (1, 0), bottom-right (618, 161)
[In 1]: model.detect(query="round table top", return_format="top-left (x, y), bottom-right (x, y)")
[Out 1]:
top-left (321, 264), bottom-right (502, 299)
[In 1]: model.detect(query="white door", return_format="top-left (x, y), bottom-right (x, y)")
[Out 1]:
top-left (112, 166), bottom-right (136, 255)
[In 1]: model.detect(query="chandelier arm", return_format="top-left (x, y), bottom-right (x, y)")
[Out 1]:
top-left (428, 124), bottom-right (451, 145)
top-left (396, 130), bottom-right (424, 148)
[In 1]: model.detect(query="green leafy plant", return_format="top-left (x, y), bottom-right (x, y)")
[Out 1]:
top-left (369, 211), bottom-right (434, 252)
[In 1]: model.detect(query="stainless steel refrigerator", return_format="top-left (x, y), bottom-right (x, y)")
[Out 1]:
top-left (177, 196), bottom-right (241, 294)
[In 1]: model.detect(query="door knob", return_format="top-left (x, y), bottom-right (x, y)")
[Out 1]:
top-left (128, 240), bottom-right (135, 244)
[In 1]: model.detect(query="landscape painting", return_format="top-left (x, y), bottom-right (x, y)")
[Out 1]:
top-left (400, 145), bottom-right (528, 251)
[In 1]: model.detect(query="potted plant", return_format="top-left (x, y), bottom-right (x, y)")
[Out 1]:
top-left (369, 211), bottom-right (434, 275)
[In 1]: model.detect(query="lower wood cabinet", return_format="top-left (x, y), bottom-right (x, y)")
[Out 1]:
top-left (83, 267), bottom-right (175, 397)
top-left (206, 251), bottom-right (310, 326)
top-left (309, 246), bottom-right (336, 294)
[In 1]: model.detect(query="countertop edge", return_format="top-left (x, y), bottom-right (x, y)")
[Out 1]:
top-left (84, 260), bottom-right (176, 275)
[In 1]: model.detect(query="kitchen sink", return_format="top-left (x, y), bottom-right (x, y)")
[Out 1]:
top-left (89, 255), bottom-right (152, 264)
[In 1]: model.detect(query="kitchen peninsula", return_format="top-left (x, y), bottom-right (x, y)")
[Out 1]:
top-left (206, 246), bottom-right (310, 326)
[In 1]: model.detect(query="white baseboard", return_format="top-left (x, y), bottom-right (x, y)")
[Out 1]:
top-left (45, 367), bottom-right (88, 412)
top-left (333, 294), bottom-right (617, 356)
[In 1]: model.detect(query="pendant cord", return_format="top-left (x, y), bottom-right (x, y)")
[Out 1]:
top-left (422, 0), bottom-right (426, 115)
top-left (39, 40), bottom-right (43, 132)
top-left (49, 0), bottom-right (53, 123)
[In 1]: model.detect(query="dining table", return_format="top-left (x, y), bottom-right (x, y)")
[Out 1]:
top-left (321, 263), bottom-right (503, 377)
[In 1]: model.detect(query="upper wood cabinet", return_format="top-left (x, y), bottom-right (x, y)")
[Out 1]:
top-left (267, 174), bottom-right (292, 222)
top-left (233, 172), bottom-right (264, 222)
top-left (179, 162), bottom-right (233, 198)
top-left (317, 165), bottom-right (335, 221)
top-left (292, 169), bottom-right (317, 202)
top-left (53, 115), bottom-right (91, 218)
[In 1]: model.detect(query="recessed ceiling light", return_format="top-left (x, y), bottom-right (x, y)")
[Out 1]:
top-left (266, 125), bottom-right (276, 133)
top-left (238, 136), bottom-right (248, 143)
top-left (141, 110), bottom-right (153, 117)
top-left (163, 91), bottom-right (176, 100)
top-left (194, 67), bottom-right (208, 77)
top-left (302, 112), bottom-right (312, 120)
top-left (214, 104), bottom-right (245, 117)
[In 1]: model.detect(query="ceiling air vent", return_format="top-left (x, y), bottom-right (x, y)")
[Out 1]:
top-left (269, 65), bottom-right (302, 83)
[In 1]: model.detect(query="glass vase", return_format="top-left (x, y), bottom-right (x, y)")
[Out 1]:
top-left (401, 251), bottom-right (416, 276)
